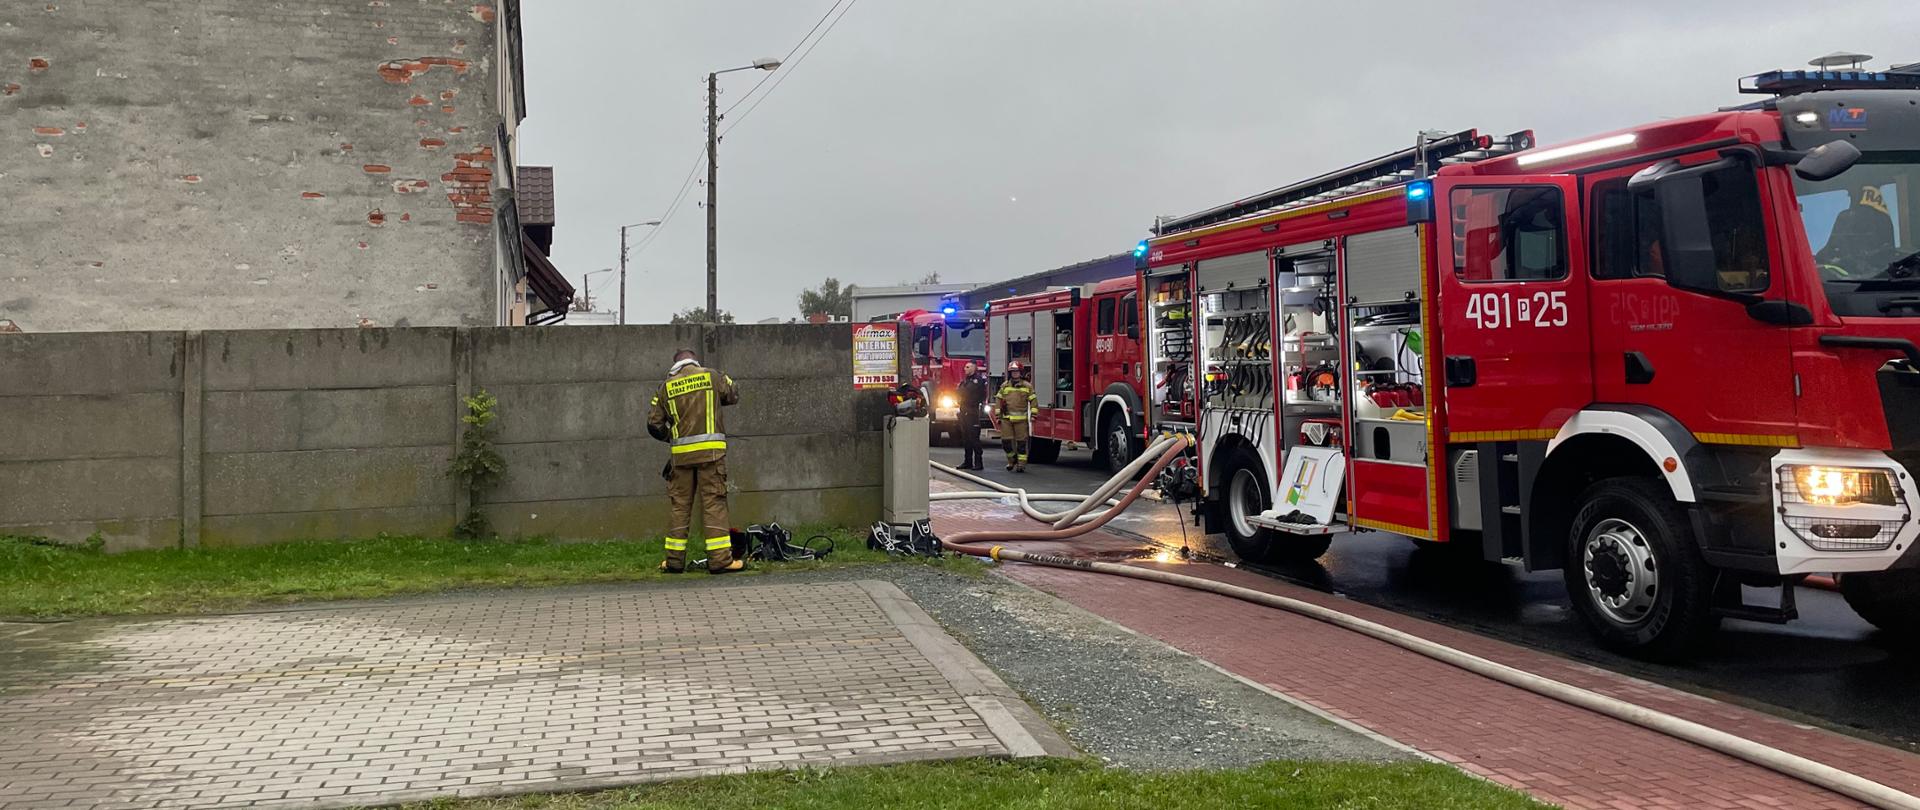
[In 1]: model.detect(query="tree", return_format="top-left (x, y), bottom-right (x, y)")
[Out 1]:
top-left (797, 277), bottom-right (851, 319)
top-left (670, 307), bottom-right (735, 325)
top-left (915, 272), bottom-right (942, 285)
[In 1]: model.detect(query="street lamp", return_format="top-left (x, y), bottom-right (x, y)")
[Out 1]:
top-left (617, 220), bottom-right (662, 325)
top-left (581, 267), bottom-right (613, 314)
top-left (707, 57), bottom-right (782, 319)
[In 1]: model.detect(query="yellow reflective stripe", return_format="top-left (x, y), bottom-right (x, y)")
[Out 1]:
top-left (671, 440), bottom-right (727, 454)
top-left (666, 372), bottom-right (713, 398)
top-left (664, 537), bottom-right (687, 551)
top-left (667, 397), bottom-right (679, 435)
top-left (1005, 415), bottom-right (1028, 421)
top-left (704, 536), bottom-right (733, 550)
top-left (706, 389), bottom-right (716, 434)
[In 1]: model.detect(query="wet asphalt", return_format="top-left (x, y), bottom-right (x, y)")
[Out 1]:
top-left (930, 443), bottom-right (1920, 753)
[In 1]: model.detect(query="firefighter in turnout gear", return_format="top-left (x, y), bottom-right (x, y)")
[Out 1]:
top-left (646, 349), bottom-right (742, 574)
top-left (996, 361), bottom-right (1035, 472)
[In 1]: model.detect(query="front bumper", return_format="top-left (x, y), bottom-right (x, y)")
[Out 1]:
top-left (1771, 447), bottom-right (1920, 575)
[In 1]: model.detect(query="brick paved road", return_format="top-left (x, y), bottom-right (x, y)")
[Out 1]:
top-left (929, 495), bottom-right (1920, 809)
top-left (0, 580), bottom-right (1059, 809)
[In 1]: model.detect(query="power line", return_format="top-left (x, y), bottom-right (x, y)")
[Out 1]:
top-left (722, 0), bottom-right (860, 137)
top-left (718, 0), bottom-right (844, 120)
top-left (719, 0), bottom-right (847, 120)
top-left (625, 146), bottom-right (705, 259)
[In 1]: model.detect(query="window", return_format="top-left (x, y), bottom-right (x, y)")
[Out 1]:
top-left (1591, 165), bottom-right (1770, 293)
top-left (1452, 187), bottom-right (1567, 281)
top-left (1122, 293), bottom-right (1139, 336)
top-left (1096, 298), bottom-right (1116, 335)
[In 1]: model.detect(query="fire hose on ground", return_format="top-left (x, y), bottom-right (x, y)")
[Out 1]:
top-left (926, 434), bottom-right (1920, 810)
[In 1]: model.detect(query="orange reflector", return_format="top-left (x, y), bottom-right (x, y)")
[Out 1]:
top-left (1663, 457), bottom-right (1678, 473)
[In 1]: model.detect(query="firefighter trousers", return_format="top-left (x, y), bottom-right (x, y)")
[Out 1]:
top-left (665, 458), bottom-right (732, 572)
top-left (1001, 419), bottom-right (1029, 468)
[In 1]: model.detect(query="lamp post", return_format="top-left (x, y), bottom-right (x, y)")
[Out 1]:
top-left (617, 220), bottom-right (661, 325)
top-left (706, 57), bottom-right (782, 319)
top-left (581, 267), bottom-right (613, 313)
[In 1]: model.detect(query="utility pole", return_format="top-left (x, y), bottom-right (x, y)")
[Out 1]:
top-left (706, 70), bottom-right (720, 319)
top-left (616, 221), bottom-right (660, 325)
top-left (701, 57), bottom-right (780, 322)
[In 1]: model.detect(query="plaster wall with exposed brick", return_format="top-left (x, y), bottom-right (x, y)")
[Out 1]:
top-left (0, 0), bottom-right (515, 332)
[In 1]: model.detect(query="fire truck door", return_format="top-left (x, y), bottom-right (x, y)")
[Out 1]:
top-left (1437, 175), bottom-right (1594, 438)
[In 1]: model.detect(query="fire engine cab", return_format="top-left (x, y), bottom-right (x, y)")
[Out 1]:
top-left (985, 278), bottom-right (1148, 472)
top-left (894, 306), bottom-right (988, 442)
top-left (1142, 64), bottom-right (1920, 658)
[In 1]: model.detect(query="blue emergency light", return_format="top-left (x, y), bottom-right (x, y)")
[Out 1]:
top-left (1742, 69), bottom-right (1920, 95)
top-left (942, 305), bottom-right (957, 315)
top-left (1133, 240), bottom-right (1149, 258)
top-left (1404, 180), bottom-right (1434, 224)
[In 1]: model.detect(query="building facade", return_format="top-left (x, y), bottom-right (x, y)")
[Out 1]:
top-left (959, 252), bottom-right (1134, 310)
top-left (0, 0), bottom-right (543, 332)
top-left (847, 282), bottom-right (978, 322)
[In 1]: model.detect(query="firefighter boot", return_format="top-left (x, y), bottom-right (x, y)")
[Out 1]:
top-left (660, 537), bottom-right (687, 574)
top-left (706, 541), bottom-right (744, 574)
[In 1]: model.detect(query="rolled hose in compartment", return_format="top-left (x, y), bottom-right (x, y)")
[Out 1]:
top-left (928, 435), bottom-right (1920, 810)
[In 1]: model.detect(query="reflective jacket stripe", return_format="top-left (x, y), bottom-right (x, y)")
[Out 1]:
top-left (672, 432), bottom-right (726, 446)
top-left (671, 440), bottom-right (727, 455)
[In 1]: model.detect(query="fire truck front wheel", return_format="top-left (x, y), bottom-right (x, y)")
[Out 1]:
top-left (1564, 478), bottom-right (1718, 660)
top-left (1028, 439), bottom-right (1062, 465)
top-left (1219, 446), bottom-right (1332, 564)
top-left (1840, 569), bottom-right (1920, 640)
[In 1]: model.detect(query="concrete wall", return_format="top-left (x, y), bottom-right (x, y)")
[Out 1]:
top-left (0, 0), bottom-right (511, 332)
top-left (0, 325), bottom-right (885, 552)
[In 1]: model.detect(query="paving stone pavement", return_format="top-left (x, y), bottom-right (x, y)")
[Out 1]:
top-left (0, 580), bottom-right (1063, 809)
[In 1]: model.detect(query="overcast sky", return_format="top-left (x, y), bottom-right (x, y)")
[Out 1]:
top-left (518, 0), bottom-right (1918, 324)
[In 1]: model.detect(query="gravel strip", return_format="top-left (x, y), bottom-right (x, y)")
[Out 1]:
top-left (810, 564), bottom-right (1410, 769)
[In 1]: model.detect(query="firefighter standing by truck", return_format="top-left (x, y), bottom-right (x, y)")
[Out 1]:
top-left (956, 361), bottom-right (990, 470)
top-left (996, 361), bottom-right (1035, 472)
top-left (646, 349), bottom-right (742, 574)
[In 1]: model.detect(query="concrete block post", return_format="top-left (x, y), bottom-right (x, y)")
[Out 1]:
top-left (180, 331), bottom-right (204, 549)
top-left (453, 328), bottom-right (475, 531)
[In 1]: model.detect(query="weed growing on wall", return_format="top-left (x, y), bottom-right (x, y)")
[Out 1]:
top-left (448, 389), bottom-right (505, 539)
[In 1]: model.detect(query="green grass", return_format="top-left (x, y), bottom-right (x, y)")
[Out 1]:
top-left (0, 527), bottom-right (974, 619)
top-left (404, 758), bottom-right (1542, 810)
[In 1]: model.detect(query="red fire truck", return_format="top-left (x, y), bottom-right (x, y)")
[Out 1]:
top-left (893, 307), bottom-right (988, 442)
top-left (984, 278), bottom-right (1148, 471)
top-left (1141, 65), bottom-right (1920, 658)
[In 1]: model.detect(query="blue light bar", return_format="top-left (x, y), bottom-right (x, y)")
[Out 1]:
top-left (1742, 69), bottom-right (1920, 95)
top-left (1406, 181), bottom-right (1431, 201)
top-left (1133, 240), bottom-right (1149, 258)
top-left (941, 306), bottom-right (956, 315)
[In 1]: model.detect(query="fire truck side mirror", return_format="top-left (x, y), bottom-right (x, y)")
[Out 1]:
top-left (1792, 140), bottom-right (1862, 182)
top-left (1628, 155), bottom-right (1754, 299)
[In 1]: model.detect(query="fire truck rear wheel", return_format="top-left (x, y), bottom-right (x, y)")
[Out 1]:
top-left (1840, 569), bottom-right (1920, 640)
top-left (1564, 477), bottom-right (1718, 661)
top-left (1220, 445), bottom-right (1331, 564)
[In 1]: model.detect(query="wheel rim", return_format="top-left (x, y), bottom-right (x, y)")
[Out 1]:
top-left (1582, 517), bottom-right (1659, 626)
top-left (1230, 468), bottom-right (1263, 540)
top-left (1106, 422), bottom-right (1130, 470)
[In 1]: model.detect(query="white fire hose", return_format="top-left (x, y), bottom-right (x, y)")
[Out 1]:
top-left (927, 441), bottom-right (1920, 810)
top-left (930, 435), bottom-right (1181, 527)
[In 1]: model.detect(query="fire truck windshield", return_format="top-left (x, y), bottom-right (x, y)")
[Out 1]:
top-left (1794, 150), bottom-right (1920, 316)
top-left (946, 322), bottom-right (986, 358)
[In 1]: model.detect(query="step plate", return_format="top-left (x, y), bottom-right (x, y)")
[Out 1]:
top-left (1249, 514), bottom-right (1348, 536)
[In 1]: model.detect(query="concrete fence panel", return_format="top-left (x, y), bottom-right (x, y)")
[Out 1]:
top-left (0, 323), bottom-right (888, 552)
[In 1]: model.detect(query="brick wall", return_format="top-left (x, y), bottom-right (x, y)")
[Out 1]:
top-left (0, 0), bottom-right (513, 332)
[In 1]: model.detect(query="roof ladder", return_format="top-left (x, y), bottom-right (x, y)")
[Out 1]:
top-left (1155, 129), bottom-right (1536, 235)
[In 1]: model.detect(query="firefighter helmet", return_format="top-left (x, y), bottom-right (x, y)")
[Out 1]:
top-left (1006, 361), bottom-right (1024, 378)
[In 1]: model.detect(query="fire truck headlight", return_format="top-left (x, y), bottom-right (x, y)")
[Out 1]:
top-left (1783, 465), bottom-right (1901, 507)
top-left (938, 395), bottom-right (956, 410)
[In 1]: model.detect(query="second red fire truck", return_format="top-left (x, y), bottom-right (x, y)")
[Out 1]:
top-left (984, 278), bottom-right (1148, 472)
top-left (1138, 64), bottom-right (1920, 658)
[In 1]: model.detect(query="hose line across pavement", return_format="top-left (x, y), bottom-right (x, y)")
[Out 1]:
top-left (927, 438), bottom-right (1920, 810)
